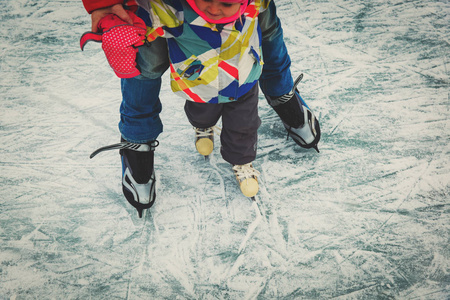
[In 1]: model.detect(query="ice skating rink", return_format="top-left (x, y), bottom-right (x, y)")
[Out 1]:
top-left (1, 0), bottom-right (449, 298)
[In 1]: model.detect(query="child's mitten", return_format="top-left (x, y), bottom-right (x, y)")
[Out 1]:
top-left (80, 11), bottom-right (147, 78)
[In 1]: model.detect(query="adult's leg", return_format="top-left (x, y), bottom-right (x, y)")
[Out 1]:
top-left (119, 37), bottom-right (170, 143)
top-left (89, 7), bottom-right (171, 217)
top-left (258, 0), bottom-right (293, 97)
top-left (259, 1), bottom-right (321, 151)
top-left (118, 36), bottom-right (170, 217)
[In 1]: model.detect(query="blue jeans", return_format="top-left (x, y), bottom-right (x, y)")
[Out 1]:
top-left (119, 36), bottom-right (169, 143)
top-left (119, 76), bottom-right (163, 143)
top-left (258, 0), bottom-right (293, 97)
top-left (120, 0), bottom-right (293, 143)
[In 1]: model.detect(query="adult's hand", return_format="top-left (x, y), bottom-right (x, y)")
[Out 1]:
top-left (90, 3), bottom-right (134, 32)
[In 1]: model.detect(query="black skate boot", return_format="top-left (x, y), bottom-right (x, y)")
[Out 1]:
top-left (265, 74), bottom-right (321, 152)
top-left (90, 139), bottom-right (159, 218)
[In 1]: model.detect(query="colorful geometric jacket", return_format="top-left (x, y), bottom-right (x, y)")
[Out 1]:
top-left (136, 0), bottom-right (268, 103)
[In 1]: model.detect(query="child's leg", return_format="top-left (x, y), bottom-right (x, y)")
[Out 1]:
top-left (184, 101), bottom-right (223, 156)
top-left (220, 84), bottom-right (261, 197)
top-left (220, 84), bottom-right (261, 165)
top-left (184, 101), bottom-right (223, 129)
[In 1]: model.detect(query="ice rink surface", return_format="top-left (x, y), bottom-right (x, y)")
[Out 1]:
top-left (1, 0), bottom-right (449, 299)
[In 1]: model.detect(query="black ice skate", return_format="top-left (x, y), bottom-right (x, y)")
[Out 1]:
top-left (90, 139), bottom-right (159, 218)
top-left (265, 74), bottom-right (321, 152)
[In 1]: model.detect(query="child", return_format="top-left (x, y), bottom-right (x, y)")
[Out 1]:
top-left (142, 0), bottom-right (264, 194)
top-left (82, 0), bottom-right (321, 217)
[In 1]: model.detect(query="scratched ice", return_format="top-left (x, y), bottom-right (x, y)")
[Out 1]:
top-left (1, 0), bottom-right (449, 299)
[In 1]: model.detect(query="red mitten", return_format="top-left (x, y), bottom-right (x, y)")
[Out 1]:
top-left (80, 11), bottom-right (147, 78)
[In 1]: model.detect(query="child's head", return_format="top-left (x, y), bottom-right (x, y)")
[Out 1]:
top-left (187, 0), bottom-right (248, 24)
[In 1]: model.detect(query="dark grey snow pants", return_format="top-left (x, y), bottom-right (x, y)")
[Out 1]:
top-left (184, 84), bottom-right (261, 165)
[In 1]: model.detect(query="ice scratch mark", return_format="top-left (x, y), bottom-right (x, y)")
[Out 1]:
top-left (244, 278), bottom-right (267, 300)
top-left (208, 154), bottom-right (227, 201)
top-left (238, 198), bottom-right (263, 254)
top-left (329, 282), bottom-right (379, 299)
top-left (126, 211), bottom-right (158, 300)
top-left (337, 142), bottom-right (444, 274)
top-left (226, 254), bottom-right (246, 280)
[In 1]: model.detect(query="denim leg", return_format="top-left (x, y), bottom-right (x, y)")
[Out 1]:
top-left (119, 77), bottom-right (163, 143)
top-left (259, 0), bottom-right (294, 97)
top-left (118, 35), bottom-right (170, 143)
top-left (137, 38), bottom-right (170, 80)
top-left (136, 7), bottom-right (170, 79)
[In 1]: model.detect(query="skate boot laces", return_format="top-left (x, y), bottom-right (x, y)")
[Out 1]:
top-left (232, 163), bottom-right (260, 198)
top-left (194, 126), bottom-right (221, 138)
top-left (194, 126), bottom-right (221, 157)
top-left (232, 163), bottom-right (260, 181)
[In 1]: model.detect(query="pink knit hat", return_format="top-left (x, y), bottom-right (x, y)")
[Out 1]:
top-left (186, 0), bottom-right (249, 24)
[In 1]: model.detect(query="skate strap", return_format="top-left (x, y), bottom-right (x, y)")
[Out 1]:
top-left (269, 73), bottom-right (304, 106)
top-left (90, 141), bottom-right (159, 159)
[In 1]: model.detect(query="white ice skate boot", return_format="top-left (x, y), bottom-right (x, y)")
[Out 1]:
top-left (232, 163), bottom-right (260, 198)
top-left (194, 126), bottom-right (221, 157)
